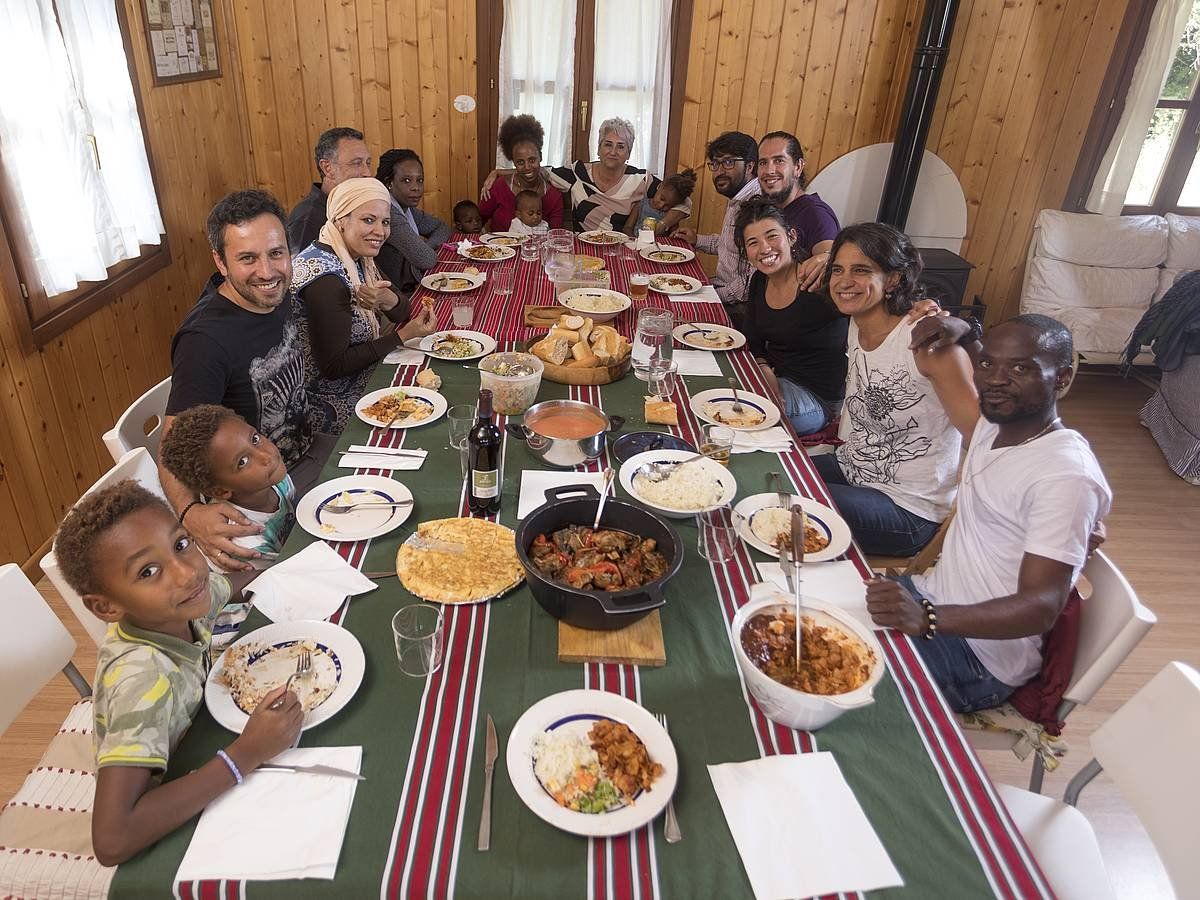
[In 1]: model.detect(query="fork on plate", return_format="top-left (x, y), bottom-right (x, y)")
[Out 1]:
top-left (323, 498), bottom-right (414, 514)
top-left (727, 376), bottom-right (745, 414)
top-left (271, 646), bottom-right (311, 708)
top-left (655, 713), bottom-right (682, 843)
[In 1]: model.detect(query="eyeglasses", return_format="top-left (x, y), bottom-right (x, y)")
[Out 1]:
top-left (706, 157), bottom-right (748, 172)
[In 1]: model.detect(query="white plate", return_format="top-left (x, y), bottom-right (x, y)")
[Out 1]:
top-left (420, 271), bottom-right (486, 293)
top-left (672, 322), bottom-right (746, 351)
top-left (296, 474), bottom-right (414, 541)
top-left (577, 230), bottom-right (627, 246)
top-left (618, 448), bottom-right (737, 518)
top-left (557, 288), bottom-right (632, 323)
top-left (639, 246), bottom-right (696, 264)
top-left (480, 232), bottom-right (530, 247)
top-left (648, 274), bottom-right (702, 295)
top-left (506, 689), bottom-right (678, 838)
top-left (419, 330), bottom-right (498, 361)
top-left (690, 388), bottom-right (781, 432)
top-left (205, 620), bottom-right (365, 734)
top-left (355, 386), bottom-right (448, 429)
top-left (459, 243), bottom-right (516, 262)
top-left (732, 493), bottom-right (852, 563)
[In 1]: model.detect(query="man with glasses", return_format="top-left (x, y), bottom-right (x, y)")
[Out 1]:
top-left (675, 131), bottom-right (761, 331)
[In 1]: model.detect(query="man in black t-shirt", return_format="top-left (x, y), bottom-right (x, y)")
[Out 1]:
top-left (163, 190), bottom-right (334, 571)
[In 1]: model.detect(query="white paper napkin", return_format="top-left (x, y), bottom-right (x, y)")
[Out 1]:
top-left (176, 746), bottom-right (362, 883)
top-left (382, 347), bottom-right (426, 366)
top-left (689, 285), bottom-right (722, 304)
top-left (517, 470), bottom-right (608, 520)
top-left (338, 452), bottom-right (425, 471)
top-left (708, 753), bottom-right (903, 899)
top-left (754, 560), bottom-right (874, 630)
top-left (672, 349), bottom-right (723, 376)
top-left (732, 426), bottom-right (793, 454)
top-left (244, 542), bottom-right (378, 623)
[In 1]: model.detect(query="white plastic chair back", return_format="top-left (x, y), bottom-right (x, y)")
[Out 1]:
top-left (41, 448), bottom-right (168, 646)
top-left (0, 563), bottom-right (77, 734)
top-left (101, 376), bottom-right (171, 463)
top-left (1090, 662), bottom-right (1200, 898)
top-left (1065, 550), bottom-right (1157, 706)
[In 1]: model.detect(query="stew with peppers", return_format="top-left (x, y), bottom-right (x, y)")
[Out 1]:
top-left (528, 526), bottom-right (669, 591)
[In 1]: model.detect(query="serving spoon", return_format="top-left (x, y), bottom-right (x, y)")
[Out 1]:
top-left (591, 468), bottom-right (616, 530)
top-left (634, 445), bottom-right (725, 483)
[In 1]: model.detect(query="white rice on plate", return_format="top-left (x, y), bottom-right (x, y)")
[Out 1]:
top-left (533, 731), bottom-right (600, 794)
top-left (632, 465), bottom-right (724, 510)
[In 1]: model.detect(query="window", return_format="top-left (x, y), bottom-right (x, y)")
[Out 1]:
top-left (0, 0), bottom-right (167, 348)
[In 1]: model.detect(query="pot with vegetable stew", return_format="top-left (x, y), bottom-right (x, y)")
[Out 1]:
top-left (506, 399), bottom-right (624, 468)
top-left (516, 484), bottom-right (682, 630)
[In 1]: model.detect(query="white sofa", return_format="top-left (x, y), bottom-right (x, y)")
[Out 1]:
top-left (1021, 210), bottom-right (1200, 363)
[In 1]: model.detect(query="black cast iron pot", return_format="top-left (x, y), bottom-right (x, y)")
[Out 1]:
top-left (516, 484), bottom-right (683, 631)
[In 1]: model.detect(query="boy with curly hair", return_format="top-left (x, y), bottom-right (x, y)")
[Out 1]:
top-left (160, 404), bottom-right (297, 573)
top-left (54, 480), bottom-right (303, 865)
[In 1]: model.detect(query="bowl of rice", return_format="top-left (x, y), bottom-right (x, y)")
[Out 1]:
top-left (618, 449), bottom-right (737, 518)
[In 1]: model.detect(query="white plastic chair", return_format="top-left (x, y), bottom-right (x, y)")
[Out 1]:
top-left (101, 376), bottom-right (171, 463)
top-left (965, 550), bottom-right (1157, 791)
top-left (41, 447), bottom-right (168, 646)
top-left (998, 662), bottom-right (1200, 900)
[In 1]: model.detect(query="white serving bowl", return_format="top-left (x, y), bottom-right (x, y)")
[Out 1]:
top-left (618, 449), bottom-right (737, 519)
top-left (557, 287), bottom-right (632, 323)
top-left (731, 595), bottom-right (886, 731)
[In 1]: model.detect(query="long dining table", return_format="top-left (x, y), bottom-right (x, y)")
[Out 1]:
top-left (110, 236), bottom-right (1052, 899)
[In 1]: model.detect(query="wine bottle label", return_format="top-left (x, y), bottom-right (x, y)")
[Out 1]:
top-left (472, 468), bottom-right (499, 498)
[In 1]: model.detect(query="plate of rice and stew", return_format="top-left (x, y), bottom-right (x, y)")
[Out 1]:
top-left (506, 689), bottom-right (677, 837)
top-left (731, 493), bottom-right (851, 562)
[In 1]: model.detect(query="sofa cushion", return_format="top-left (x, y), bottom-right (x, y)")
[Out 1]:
top-left (1019, 300), bottom-right (1143, 356)
top-left (1025, 257), bottom-right (1158, 311)
top-left (1165, 213), bottom-right (1200, 268)
top-left (1036, 209), bottom-right (1167, 268)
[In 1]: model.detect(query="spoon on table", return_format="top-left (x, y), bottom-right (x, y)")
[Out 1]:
top-left (592, 468), bottom-right (616, 530)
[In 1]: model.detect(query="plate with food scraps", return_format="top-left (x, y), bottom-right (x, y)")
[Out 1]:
top-left (418, 330), bottom-right (498, 361)
top-left (205, 619), bottom-right (366, 734)
top-left (672, 322), bottom-right (746, 351)
top-left (355, 386), bottom-right (447, 429)
top-left (689, 388), bottom-right (781, 432)
top-left (618, 448), bottom-right (737, 519)
top-left (577, 230), bottom-right (628, 246)
top-left (420, 271), bottom-right (486, 293)
top-left (648, 274), bottom-right (703, 295)
top-left (296, 474), bottom-right (414, 541)
top-left (732, 493), bottom-right (851, 563)
top-left (639, 245), bottom-right (696, 264)
top-left (459, 243), bottom-right (516, 262)
top-left (480, 231), bottom-right (530, 247)
top-left (506, 689), bottom-right (677, 838)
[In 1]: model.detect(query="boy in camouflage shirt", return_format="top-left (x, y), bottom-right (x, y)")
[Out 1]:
top-left (54, 481), bottom-right (303, 866)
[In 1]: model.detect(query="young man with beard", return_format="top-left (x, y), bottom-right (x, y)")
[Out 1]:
top-left (866, 314), bottom-right (1112, 713)
top-left (164, 190), bottom-right (336, 573)
top-left (287, 127), bottom-right (373, 251)
top-left (674, 131), bottom-right (761, 331)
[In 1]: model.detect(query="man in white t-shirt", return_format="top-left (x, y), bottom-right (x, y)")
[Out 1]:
top-left (866, 314), bottom-right (1112, 712)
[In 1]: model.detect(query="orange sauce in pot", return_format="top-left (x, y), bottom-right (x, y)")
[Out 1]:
top-left (527, 408), bottom-right (608, 439)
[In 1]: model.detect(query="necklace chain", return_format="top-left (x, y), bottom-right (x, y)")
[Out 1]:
top-left (963, 417), bottom-right (1061, 486)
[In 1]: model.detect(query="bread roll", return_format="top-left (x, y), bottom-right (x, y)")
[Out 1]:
top-left (571, 341), bottom-right (599, 367)
top-left (558, 314), bottom-right (585, 330)
top-left (547, 326), bottom-right (580, 344)
top-left (577, 317), bottom-right (594, 346)
top-left (645, 397), bottom-right (678, 426)
top-left (415, 368), bottom-right (442, 390)
top-left (532, 336), bottom-right (571, 365)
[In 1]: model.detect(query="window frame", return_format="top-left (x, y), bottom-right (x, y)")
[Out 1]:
top-left (0, 0), bottom-right (170, 352)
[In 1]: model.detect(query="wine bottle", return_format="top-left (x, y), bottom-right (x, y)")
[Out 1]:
top-left (467, 388), bottom-right (502, 515)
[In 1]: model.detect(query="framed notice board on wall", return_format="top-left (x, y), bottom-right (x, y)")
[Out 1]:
top-left (141, 0), bottom-right (221, 86)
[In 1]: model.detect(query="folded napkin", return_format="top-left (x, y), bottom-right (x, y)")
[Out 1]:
top-left (708, 752), bottom-right (903, 899)
top-left (382, 347), bottom-right (426, 366)
top-left (244, 541), bottom-right (377, 623)
top-left (517, 470), bottom-right (608, 520)
top-left (754, 560), bottom-right (873, 630)
top-left (689, 285), bottom-right (722, 304)
top-left (338, 448), bottom-right (426, 471)
top-left (672, 349), bottom-right (723, 376)
top-left (176, 746), bottom-right (362, 883)
top-left (732, 426), bottom-right (793, 454)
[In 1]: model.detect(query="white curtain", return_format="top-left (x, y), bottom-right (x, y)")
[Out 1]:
top-left (1087, 0), bottom-right (1193, 215)
top-left (591, 0), bottom-right (673, 173)
top-left (0, 0), bottom-right (162, 298)
top-left (498, 0), bottom-right (577, 168)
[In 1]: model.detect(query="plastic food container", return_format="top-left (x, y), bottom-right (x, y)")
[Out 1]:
top-left (478, 352), bottom-right (544, 415)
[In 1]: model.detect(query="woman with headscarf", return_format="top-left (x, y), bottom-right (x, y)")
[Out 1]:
top-left (478, 114), bottom-right (564, 232)
top-left (292, 176), bottom-right (437, 435)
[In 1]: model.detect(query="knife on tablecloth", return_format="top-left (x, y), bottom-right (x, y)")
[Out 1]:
top-left (257, 763), bottom-right (365, 780)
top-left (477, 714), bottom-right (498, 851)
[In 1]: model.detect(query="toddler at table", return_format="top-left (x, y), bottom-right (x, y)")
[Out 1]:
top-left (638, 169), bottom-right (697, 237)
top-left (508, 189), bottom-right (549, 236)
top-left (54, 480), bottom-right (303, 865)
top-left (453, 200), bottom-right (484, 234)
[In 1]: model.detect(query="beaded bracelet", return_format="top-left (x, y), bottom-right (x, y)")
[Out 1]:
top-left (216, 748), bottom-right (243, 785)
top-left (179, 499), bottom-right (205, 525)
top-left (919, 598), bottom-right (938, 640)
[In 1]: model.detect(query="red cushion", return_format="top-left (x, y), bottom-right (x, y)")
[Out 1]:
top-left (1009, 589), bottom-right (1082, 735)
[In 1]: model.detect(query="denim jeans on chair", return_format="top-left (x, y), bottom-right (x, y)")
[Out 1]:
top-left (895, 575), bottom-right (1016, 713)
top-left (812, 454), bottom-right (941, 556)
top-left (777, 376), bottom-right (831, 436)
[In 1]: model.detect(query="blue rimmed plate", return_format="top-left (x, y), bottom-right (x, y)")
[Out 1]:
top-left (732, 492), bottom-right (852, 563)
top-left (610, 431), bottom-right (696, 464)
top-left (355, 386), bottom-right (448, 428)
top-left (295, 475), bottom-right (414, 542)
top-left (689, 388), bottom-right (781, 432)
top-left (671, 322), bottom-right (746, 351)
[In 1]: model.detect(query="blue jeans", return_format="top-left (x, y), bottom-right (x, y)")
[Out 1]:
top-left (895, 575), bottom-right (1016, 713)
top-left (777, 377), bottom-right (832, 436)
top-left (813, 454), bottom-right (941, 556)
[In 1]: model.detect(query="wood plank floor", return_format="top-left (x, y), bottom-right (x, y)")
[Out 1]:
top-left (3, 372), bottom-right (1195, 896)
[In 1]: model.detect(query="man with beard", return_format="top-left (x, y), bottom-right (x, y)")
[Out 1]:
top-left (756, 131), bottom-right (840, 291)
top-left (865, 315), bottom-right (1111, 713)
top-left (674, 131), bottom-right (761, 331)
top-left (163, 190), bottom-right (336, 572)
top-left (287, 127), bottom-right (373, 251)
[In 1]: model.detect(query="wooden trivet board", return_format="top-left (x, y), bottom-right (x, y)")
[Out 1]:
top-left (557, 611), bottom-right (666, 667)
top-left (524, 304), bottom-right (568, 328)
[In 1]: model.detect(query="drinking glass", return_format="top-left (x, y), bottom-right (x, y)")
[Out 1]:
top-left (629, 272), bottom-right (651, 301)
top-left (452, 296), bottom-right (475, 327)
top-left (631, 307), bottom-right (674, 380)
top-left (697, 507), bottom-right (739, 562)
top-left (701, 424), bottom-right (735, 466)
top-left (520, 235), bottom-right (541, 262)
top-left (447, 404), bottom-right (475, 449)
top-left (393, 605), bottom-right (444, 677)
top-left (493, 267), bottom-right (515, 296)
top-left (647, 357), bottom-right (678, 400)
